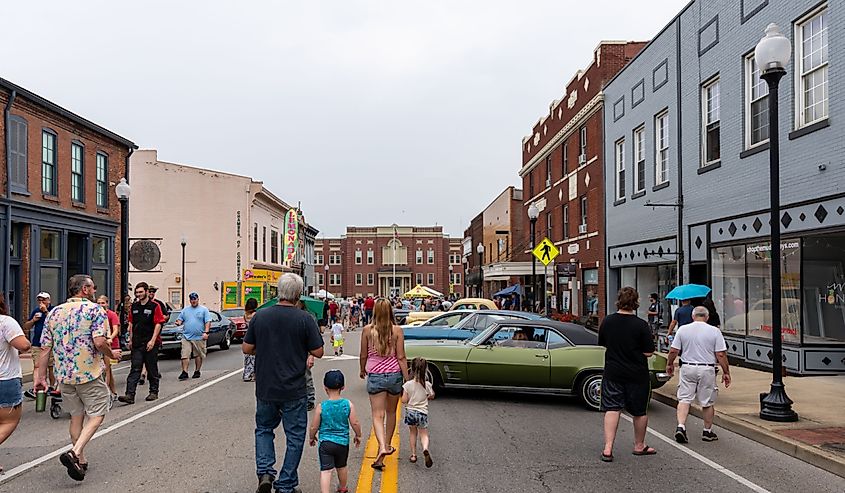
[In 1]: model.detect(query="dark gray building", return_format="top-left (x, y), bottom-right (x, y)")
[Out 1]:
top-left (604, 0), bottom-right (843, 374)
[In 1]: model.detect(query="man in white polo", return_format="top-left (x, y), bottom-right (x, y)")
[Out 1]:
top-left (666, 305), bottom-right (731, 443)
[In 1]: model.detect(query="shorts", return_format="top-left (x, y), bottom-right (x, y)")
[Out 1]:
top-left (404, 409), bottom-right (429, 428)
top-left (366, 372), bottom-right (403, 395)
top-left (181, 339), bottom-right (207, 360)
top-left (61, 377), bottom-right (110, 417)
top-left (318, 440), bottom-right (349, 471)
top-left (332, 337), bottom-right (344, 348)
top-left (600, 378), bottom-right (651, 417)
top-left (31, 346), bottom-right (53, 367)
top-left (677, 365), bottom-right (718, 407)
top-left (0, 378), bottom-right (23, 408)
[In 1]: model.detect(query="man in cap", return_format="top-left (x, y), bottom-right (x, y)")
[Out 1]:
top-left (175, 292), bottom-right (211, 380)
top-left (23, 292), bottom-right (54, 398)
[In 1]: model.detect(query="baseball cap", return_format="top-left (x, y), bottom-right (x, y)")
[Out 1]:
top-left (37, 292), bottom-right (51, 299)
top-left (189, 292), bottom-right (199, 300)
top-left (149, 285), bottom-right (158, 292)
top-left (323, 370), bottom-right (345, 390)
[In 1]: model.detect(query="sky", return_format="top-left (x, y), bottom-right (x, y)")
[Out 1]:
top-left (1, 0), bottom-right (690, 238)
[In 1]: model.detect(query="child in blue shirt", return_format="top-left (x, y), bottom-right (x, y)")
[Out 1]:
top-left (309, 370), bottom-right (363, 493)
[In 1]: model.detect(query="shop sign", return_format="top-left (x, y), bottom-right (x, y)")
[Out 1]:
top-left (243, 269), bottom-right (283, 282)
top-left (242, 282), bottom-right (264, 306)
top-left (557, 262), bottom-right (578, 276)
top-left (567, 243), bottom-right (579, 254)
top-left (283, 209), bottom-right (299, 266)
top-left (583, 268), bottom-right (599, 285)
top-left (222, 282), bottom-right (239, 309)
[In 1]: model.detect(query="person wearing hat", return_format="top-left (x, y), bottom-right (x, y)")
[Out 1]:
top-left (23, 292), bottom-right (54, 398)
top-left (175, 292), bottom-right (211, 380)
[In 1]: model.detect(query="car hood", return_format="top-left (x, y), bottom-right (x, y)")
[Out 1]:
top-left (161, 325), bottom-right (183, 335)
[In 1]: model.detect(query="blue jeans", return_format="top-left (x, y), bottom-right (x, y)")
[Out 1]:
top-left (255, 397), bottom-right (308, 492)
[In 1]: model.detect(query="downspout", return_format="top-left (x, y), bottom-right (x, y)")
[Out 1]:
top-left (675, 18), bottom-right (685, 285)
top-left (3, 89), bottom-right (17, 297)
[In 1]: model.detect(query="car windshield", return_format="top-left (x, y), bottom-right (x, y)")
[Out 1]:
top-left (222, 309), bottom-right (244, 318)
top-left (166, 311), bottom-right (182, 325)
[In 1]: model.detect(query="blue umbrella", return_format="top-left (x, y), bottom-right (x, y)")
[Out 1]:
top-left (666, 284), bottom-right (711, 300)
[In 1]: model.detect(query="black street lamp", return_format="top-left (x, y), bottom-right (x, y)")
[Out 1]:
top-left (755, 23), bottom-right (798, 422)
top-left (324, 263), bottom-right (330, 295)
top-left (528, 203), bottom-right (539, 312)
top-left (180, 236), bottom-right (187, 309)
top-left (115, 178), bottom-right (131, 303)
top-left (476, 243), bottom-right (484, 298)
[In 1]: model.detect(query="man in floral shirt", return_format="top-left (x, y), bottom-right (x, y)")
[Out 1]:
top-left (34, 274), bottom-right (120, 482)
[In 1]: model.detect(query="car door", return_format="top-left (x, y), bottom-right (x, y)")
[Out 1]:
top-left (546, 329), bottom-right (587, 390)
top-left (208, 311), bottom-right (223, 345)
top-left (465, 325), bottom-right (551, 388)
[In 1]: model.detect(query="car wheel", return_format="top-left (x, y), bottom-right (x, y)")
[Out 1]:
top-left (220, 331), bottom-right (231, 350)
top-left (425, 364), bottom-right (444, 391)
top-left (578, 373), bottom-right (603, 411)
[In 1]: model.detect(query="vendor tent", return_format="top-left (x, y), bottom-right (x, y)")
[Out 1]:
top-left (258, 295), bottom-right (324, 320)
top-left (493, 284), bottom-right (522, 297)
top-left (403, 285), bottom-right (433, 298)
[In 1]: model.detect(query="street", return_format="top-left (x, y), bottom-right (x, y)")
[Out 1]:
top-left (1, 330), bottom-right (843, 493)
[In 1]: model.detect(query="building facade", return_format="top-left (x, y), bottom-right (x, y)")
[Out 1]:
top-left (604, 0), bottom-right (844, 373)
top-left (520, 41), bottom-right (646, 320)
top-left (1, 78), bottom-right (135, 320)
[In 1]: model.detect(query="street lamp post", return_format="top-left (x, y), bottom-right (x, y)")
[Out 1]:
top-left (476, 243), bottom-right (484, 298)
top-left (301, 260), bottom-right (307, 292)
top-left (180, 237), bottom-right (187, 308)
top-left (528, 203), bottom-right (539, 312)
top-left (324, 263), bottom-right (330, 296)
top-left (755, 23), bottom-right (798, 422)
top-left (448, 264), bottom-right (454, 299)
top-left (463, 257), bottom-right (468, 299)
top-left (115, 178), bottom-right (131, 303)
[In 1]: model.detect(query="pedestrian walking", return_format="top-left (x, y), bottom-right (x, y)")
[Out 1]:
top-left (350, 300), bottom-right (360, 330)
top-left (666, 306), bottom-right (731, 443)
top-left (176, 292), bottom-right (211, 380)
top-left (403, 357), bottom-right (435, 468)
top-left (118, 282), bottom-right (166, 404)
top-left (667, 298), bottom-right (694, 340)
top-left (0, 293), bottom-right (31, 475)
top-left (34, 274), bottom-right (120, 481)
top-left (96, 295), bottom-right (122, 402)
top-left (328, 299), bottom-right (339, 325)
top-left (22, 291), bottom-right (54, 399)
top-left (598, 287), bottom-right (656, 462)
top-left (117, 294), bottom-right (132, 349)
top-left (359, 299), bottom-right (409, 470)
top-left (698, 298), bottom-right (721, 328)
top-left (242, 297), bottom-right (258, 382)
top-left (362, 296), bottom-right (374, 325)
top-left (243, 273), bottom-right (323, 493)
top-left (295, 299), bottom-right (318, 411)
top-left (308, 370), bottom-right (363, 493)
top-left (646, 293), bottom-right (663, 349)
top-left (331, 321), bottom-right (345, 356)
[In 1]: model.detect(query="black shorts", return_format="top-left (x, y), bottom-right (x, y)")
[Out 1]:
top-left (319, 441), bottom-right (349, 471)
top-left (600, 378), bottom-right (651, 417)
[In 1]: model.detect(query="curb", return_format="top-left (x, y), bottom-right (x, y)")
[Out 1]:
top-left (652, 391), bottom-right (845, 479)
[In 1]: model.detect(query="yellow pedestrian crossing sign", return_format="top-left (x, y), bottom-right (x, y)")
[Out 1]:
top-left (532, 237), bottom-right (559, 266)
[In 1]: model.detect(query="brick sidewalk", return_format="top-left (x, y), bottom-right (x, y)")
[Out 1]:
top-left (653, 359), bottom-right (845, 478)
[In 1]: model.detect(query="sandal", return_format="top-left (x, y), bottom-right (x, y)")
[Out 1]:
top-left (632, 445), bottom-right (657, 456)
top-left (371, 452), bottom-right (386, 470)
top-left (385, 446), bottom-right (396, 456)
top-left (423, 450), bottom-right (433, 468)
top-left (409, 454), bottom-right (417, 463)
top-left (601, 452), bottom-right (614, 462)
top-left (59, 450), bottom-right (85, 481)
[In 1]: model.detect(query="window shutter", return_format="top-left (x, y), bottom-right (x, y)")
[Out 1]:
top-left (10, 118), bottom-right (28, 189)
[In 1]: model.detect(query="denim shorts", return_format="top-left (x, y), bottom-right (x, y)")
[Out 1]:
top-left (404, 409), bottom-right (429, 428)
top-left (0, 378), bottom-right (23, 408)
top-left (366, 372), bottom-right (403, 395)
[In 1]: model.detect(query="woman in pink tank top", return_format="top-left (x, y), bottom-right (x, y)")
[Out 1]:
top-left (359, 299), bottom-right (409, 470)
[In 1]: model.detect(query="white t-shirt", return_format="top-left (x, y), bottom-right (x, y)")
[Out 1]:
top-left (331, 323), bottom-right (344, 338)
top-left (671, 321), bottom-right (727, 365)
top-left (402, 379), bottom-right (434, 414)
top-left (0, 314), bottom-right (25, 380)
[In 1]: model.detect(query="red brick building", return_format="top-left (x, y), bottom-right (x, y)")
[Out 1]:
top-left (315, 226), bottom-right (462, 299)
top-left (519, 42), bottom-right (645, 321)
top-left (1, 77), bottom-right (135, 321)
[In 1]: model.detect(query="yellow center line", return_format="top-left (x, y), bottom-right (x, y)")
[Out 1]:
top-left (354, 400), bottom-right (402, 493)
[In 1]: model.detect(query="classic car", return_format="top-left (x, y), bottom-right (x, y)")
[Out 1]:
top-left (404, 298), bottom-right (499, 324)
top-left (402, 310), bottom-right (545, 341)
top-left (403, 309), bottom-right (474, 328)
top-left (221, 308), bottom-right (247, 341)
top-left (159, 310), bottom-right (236, 353)
top-left (405, 319), bottom-right (670, 411)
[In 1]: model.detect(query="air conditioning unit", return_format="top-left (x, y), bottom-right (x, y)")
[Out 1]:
top-left (579, 154), bottom-right (587, 165)
top-left (579, 224), bottom-right (588, 234)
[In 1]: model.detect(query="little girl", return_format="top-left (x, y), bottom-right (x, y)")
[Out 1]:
top-left (330, 321), bottom-right (345, 356)
top-left (402, 357), bottom-right (435, 467)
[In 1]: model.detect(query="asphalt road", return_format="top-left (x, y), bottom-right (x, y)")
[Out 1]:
top-left (2, 329), bottom-right (844, 493)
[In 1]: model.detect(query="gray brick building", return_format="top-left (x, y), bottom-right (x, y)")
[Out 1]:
top-left (603, 0), bottom-right (844, 374)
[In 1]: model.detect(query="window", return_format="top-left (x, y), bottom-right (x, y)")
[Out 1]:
top-left (547, 330), bottom-right (572, 349)
top-left (633, 126), bottom-right (645, 194)
top-left (579, 126), bottom-right (587, 161)
top-left (454, 273), bottom-right (462, 285)
top-left (317, 273), bottom-right (324, 287)
top-left (562, 141), bottom-right (568, 174)
top-left (270, 230), bottom-right (279, 263)
top-left (745, 241), bottom-right (801, 343)
top-left (367, 273), bottom-right (374, 285)
top-left (40, 267), bottom-right (60, 303)
top-left (702, 78), bottom-right (721, 165)
top-left (253, 224), bottom-right (258, 259)
top-left (545, 156), bottom-right (552, 187)
top-left (745, 55), bottom-right (769, 148)
top-left (427, 273), bottom-right (435, 285)
top-left (330, 274), bottom-right (341, 286)
top-left (96, 153), bottom-right (108, 208)
top-left (529, 172), bottom-right (535, 196)
top-left (580, 196), bottom-right (587, 226)
top-left (367, 249), bottom-right (374, 264)
top-left (546, 211), bottom-right (552, 237)
top-left (416, 249), bottom-right (423, 264)
top-left (655, 111), bottom-right (669, 185)
top-left (262, 227), bottom-right (267, 262)
top-left (329, 253), bottom-right (341, 265)
top-left (416, 273), bottom-right (423, 285)
top-left (42, 130), bottom-right (57, 195)
top-left (92, 237), bottom-right (108, 264)
top-left (9, 116), bottom-right (27, 191)
top-left (614, 139), bottom-right (625, 201)
top-left (355, 249), bottom-right (362, 264)
top-left (316, 253), bottom-right (324, 266)
top-left (40, 230), bottom-right (60, 260)
top-left (796, 7), bottom-right (829, 127)
top-left (71, 142), bottom-right (84, 203)
top-left (427, 249), bottom-right (435, 264)
top-left (712, 245), bottom-right (747, 336)
top-left (449, 253), bottom-right (460, 264)
top-left (355, 273), bottom-right (363, 285)
top-left (563, 205), bottom-right (569, 240)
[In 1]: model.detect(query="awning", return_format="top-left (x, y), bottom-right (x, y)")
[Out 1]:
top-left (493, 284), bottom-right (522, 297)
top-left (403, 285), bottom-right (433, 298)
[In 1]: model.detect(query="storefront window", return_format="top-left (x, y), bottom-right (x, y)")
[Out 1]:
top-left (40, 267), bottom-right (60, 301)
top-left (803, 235), bottom-right (845, 343)
top-left (583, 269), bottom-right (599, 317)
top-left (745, 241), bottom-right (801, 343)
top-left (713, 246), bottom-right (747, 335)
top-left (92, 237), bottom-right (108, 265)
top-left (41, 230), bottom-right (60, 260)
top-left (92, 269), bottom-right (108, 298)
top-left (10, 225), bottom-right (21, 259)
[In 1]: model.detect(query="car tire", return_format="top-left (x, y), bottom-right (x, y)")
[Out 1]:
top-left (425, 364), bottom-right (444, 391)
top-left (220, 331), bottom-right (231, 350)
top-left (578, 373), bottom-right (603, 411)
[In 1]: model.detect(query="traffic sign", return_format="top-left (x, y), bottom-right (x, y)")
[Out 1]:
top-left (532, 237), bottom-right (559, 266)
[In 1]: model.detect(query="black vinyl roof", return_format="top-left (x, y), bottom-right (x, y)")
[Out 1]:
top-left (495, 319), bottom-right (599, 346)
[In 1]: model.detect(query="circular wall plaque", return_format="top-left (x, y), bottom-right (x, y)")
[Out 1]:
top-left (130, 240), bottom-right (161, 271)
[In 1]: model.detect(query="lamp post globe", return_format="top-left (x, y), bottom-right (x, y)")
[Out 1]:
top-left (754, 23), bottom-right (798, 423)
top-left (528, 203), bottom-right (539, 312)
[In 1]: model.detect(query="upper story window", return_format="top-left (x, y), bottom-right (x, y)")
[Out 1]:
top-left (580, 196), bottom-right (588, 227)
top-left (545, 156), bottom-right (552, 187)
top-left (355, 273), bottom-right (363, 285)
top-left (253, 224), bottom-right (258, 259)
top-left (562, 204), bottom-right (569, 240)
top-left (579, 126), bottom-right (587, 164)
top-left (262, 227), bottom-right (267, 262)
top-left (416, 249), bottom-right (423, 264)
top-left (367, 249), bottom-right (374, 264)
top-left (41, 130), bottom-right (57, 196)
top-left (529, 172), bottom-right (535, 196)
top-left (96, 153), bottom-right (108, 208)
top-left (796, 6), bottom-right (828, 128)
top-left (9, 116), bottom-right (27, 192)
top-left (633, 126), bottom-right (645, 194)
top-left (71, 142), bottom-right (84, 203)
top-left (329, 253), bottom-right (341, 265)
top-left (614, 139), bottom-right (625, 201)
top-left (546, 211), bottom-right (553, 238)
top-left (562, 141), bottom-right (568, 174)
top-left (427, 249), bottom-right (435, 264)
top-left (655, 111), bottom-right (669, 185)
top-left (745, 55), bottom-right (769, 148)
top-left (316, 253), bottom-right (324, 265)
top-left (701, 78), bottom-right (721, 166)
top-left (355, 249), bottom-right (362, 264)
top-left (427, 273), bottom-right (435, 285)
top-left (270, 230), bottom-right (279, 263)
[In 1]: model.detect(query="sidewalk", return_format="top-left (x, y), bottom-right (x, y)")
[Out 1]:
top-left (653, 359), bottom-right (845, 478)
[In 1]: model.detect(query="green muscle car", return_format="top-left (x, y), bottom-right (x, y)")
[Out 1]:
top-left (405, 319), bottom-right (670, 411)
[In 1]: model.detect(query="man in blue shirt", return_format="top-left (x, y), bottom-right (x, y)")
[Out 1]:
top-left (175, 292), bottom-right (211, 380)
top-left (23, 292), bottom-right (54, 397)
top-left (667, 298), bottom-right (694, 339)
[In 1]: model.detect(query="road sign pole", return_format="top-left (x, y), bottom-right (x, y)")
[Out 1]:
top-left (544, 263), bottom-right (548, 315)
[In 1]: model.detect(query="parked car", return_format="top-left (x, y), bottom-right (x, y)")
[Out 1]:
top-left (405, 319), bottom-right (670, 411)
top-left (221, 308), bottom-right (247, 341)
top-left (405, 310), bottom-right (474, 328)
top-left (159, 310), bottom-right (235, 354)
top-left (402, 310), bottom-right (545, 341)
top-left (404, 298), bottom-right (499, 325)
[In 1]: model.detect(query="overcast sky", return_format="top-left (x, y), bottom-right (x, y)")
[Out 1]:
top-left (2, 0), bottom-right (689, 238)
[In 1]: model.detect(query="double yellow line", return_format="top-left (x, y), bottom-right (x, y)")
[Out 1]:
top-left (355, 401), bottom-right (401, 493)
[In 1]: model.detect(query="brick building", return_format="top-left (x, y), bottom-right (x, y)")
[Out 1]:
top-left (316, 226), bottom-right (462, 298)
top-left (519, 41), bottom-right (646, 320)
top-left (1, 77), bottom-right (136, 320)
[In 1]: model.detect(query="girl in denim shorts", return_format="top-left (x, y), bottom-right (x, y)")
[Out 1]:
top-left (402, 357), bottom-right (435, 467)
top-left (0, 294), bottom-right (32, 473)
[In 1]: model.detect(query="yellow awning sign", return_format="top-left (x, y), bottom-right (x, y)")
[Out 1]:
top-left (532, 237), bottom-right (560, 266)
